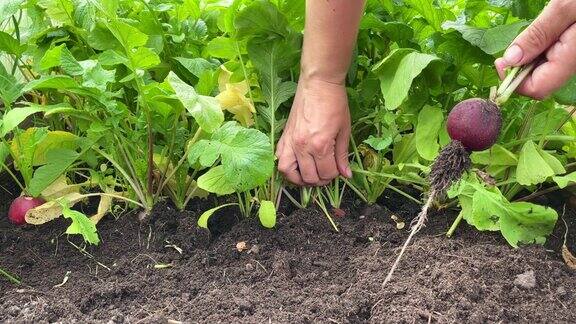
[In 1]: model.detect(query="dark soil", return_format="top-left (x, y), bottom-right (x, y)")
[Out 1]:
top-left (1, 176), bottom-right (575, 323)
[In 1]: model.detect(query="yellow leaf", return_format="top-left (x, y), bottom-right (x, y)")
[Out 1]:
top-left (40, 176), bottom-right (81, 201)
top-left (216, 65), bottom-right (256, 126)
top-left (11, 128), bottom-right (78, 166)
top-left (25, 192), bottom-right (84, 225)
top-left (90, 194), bottom-right (112, 225)
top-left (218, 65), bottom-right (232, 92)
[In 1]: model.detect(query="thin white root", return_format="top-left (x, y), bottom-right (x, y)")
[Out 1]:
top-left (382, 191), bottom-right (436, 288)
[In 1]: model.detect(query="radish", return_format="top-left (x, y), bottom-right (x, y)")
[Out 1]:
top-left (382, 63), bottom-right (537, 287)
top-left (8, 196), bottom-right (45, 225)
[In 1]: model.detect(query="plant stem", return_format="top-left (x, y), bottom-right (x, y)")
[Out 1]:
top-left (495, 63), bottom-right (536, 106)
top-left (446, 212), bottom-right (463, 238)
top-left (0, 267), bottom-right (20, 285)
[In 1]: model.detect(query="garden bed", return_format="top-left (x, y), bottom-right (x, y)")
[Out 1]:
top-left (1, 183), bottom-right (575, 323)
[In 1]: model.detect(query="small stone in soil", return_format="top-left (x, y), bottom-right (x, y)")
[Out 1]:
top-left (248, 244), bottom-right (260, 254)
top-left (236, 241), bottom-right (248, 252)
top-left (514, 270), bottom-right (537, 289)
top-left (234, 298), bottom-right (253, 311)
top-left (245, 263), bottom-right (254, 271)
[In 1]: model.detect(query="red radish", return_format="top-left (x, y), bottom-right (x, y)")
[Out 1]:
top-left (382, 63), bottom-right (537, 288)
top-left (8, 196), bottom-right (45, 225)
top-left (447, 98), bottom-right (502, 152)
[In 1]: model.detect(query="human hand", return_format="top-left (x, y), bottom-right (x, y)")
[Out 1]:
top-left (276, 78), bottom-right (352, 186)
top-left (495, 0), bottom-right (576, 99)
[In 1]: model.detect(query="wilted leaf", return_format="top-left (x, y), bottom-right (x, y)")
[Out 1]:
top-left (40, 176), bottom-right (80, 201)
top-left (90, 194), bottom-right (112, 224)
top-left (25, 192), bottom-right (84, 225)
top-left (562, 245), bottom-right (576, 270)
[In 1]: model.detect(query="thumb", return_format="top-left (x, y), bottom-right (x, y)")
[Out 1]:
top-left (335, 127), bottom-right (352, 178)
top-left (503, 0), bottom-right (575, 66)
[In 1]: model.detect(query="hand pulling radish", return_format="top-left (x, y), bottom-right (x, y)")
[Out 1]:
top-left (382, 63), bottom-right (537, 287)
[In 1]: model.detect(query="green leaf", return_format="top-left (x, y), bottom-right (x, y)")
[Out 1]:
top-left (373, 49), bottom-right (440, 110)
top-left (364, 135), bottom-right (393, 151)
top-left (234, 0), bottom-right (289, 38)
top-left (516, 141), bottom-right (556, 186)
top-left (197, 203), bottom-right (238, 229)
top-left (167, 72), bottom-right (224, 133)
top-left (500, 202), bottom-right (558, 247)
top-left (0, 0), bottom-right (24, 23)
top-left (0, 31), bottom-right (25, 56)
top-left (130, 47), bottom-right (160, 70)
top-left (553, 172), bottom-right (576, 189)
top-left (258, 200), bottom-right (276, 228)
top-left (247, 38), bottom-right (299, 131)
top-left (87, 26), bottom-right (123, 51)
top-left (471, 145), bottom-right (518, 166)
top-left (39, 44), bottom-right (64, 70)
top-left (189, 122), bottom-right (274, 195)
top-left (539, 150), bottom-right (566, 175)
top-left (0, 142), bottom-right (9, 165)
top-left (457, 178), bottom-right (558, 247)
top-left (0, 66), bottom-right (23, 105)
top-left (60, 201), bottom-right (100, 245)
top-left (98, 50), bottom-right (129, 66)
top-left (554, 75), bottom-right (576, 105)
top-left (1, 106), bottom-right (43, 137)
top-left (23, 75), bottom-right (79, 92)
top-left (415, 106), bottom-right (443, 160)
top-left (106, 20), bottom-right (148, 50)
top-left (28, 148), bottom-right (80, 197)
top-left (360, 15), bottom-right (414, 41)
top-left (442, 20), bottom-right (529, 55)
top-left (405, 0), bottom-right (455, 31)
top-left (205, 37), bottom-right (238, 60)
top-left (37, 0), bottom-right (74, 27)
top-left (174, 57), bottom-right (217, 78)
top-left (81, 62), bottom-right (115, 91)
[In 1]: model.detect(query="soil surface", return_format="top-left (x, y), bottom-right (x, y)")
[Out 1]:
top-left (1, 176), bottom-right (575, 323)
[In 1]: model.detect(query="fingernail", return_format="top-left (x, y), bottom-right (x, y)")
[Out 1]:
top-left (345, 166), bottom-right (352, 178)
top-left (504, 45), bottom-right (523, 65)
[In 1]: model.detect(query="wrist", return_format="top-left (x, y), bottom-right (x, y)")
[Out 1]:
top-left (299, 63), bottom-right (347, 86)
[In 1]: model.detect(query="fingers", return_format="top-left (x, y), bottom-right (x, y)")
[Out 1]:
top-left (494, 58), bottom-right (507, 80)
top-left (277, 146), bottom-right (304, 186)
top-left (502, 0), bottom-right (576, 67)
top-left (516, 23), bottom-right (576, 99)
top-left (293, 145), bottom-right (321, 184)
top-left (335, 124), bottom-right (352, 178)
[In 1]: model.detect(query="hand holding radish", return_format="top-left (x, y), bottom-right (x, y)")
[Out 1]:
top-left (495, 0), bottom-right (576, 99)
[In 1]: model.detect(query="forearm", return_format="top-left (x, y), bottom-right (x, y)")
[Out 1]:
top-left (300, 0), bottom-right (366, 85)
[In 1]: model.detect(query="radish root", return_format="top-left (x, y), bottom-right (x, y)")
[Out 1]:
top-left (382, 190), bottom-right (436, 287)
